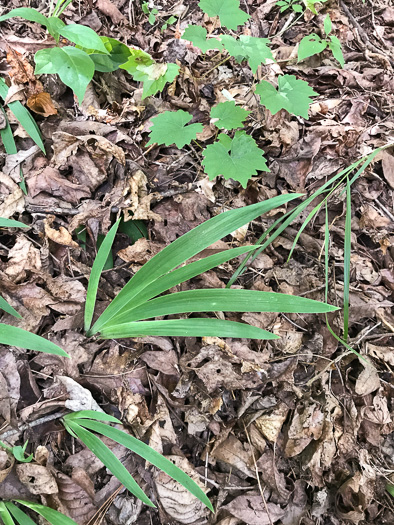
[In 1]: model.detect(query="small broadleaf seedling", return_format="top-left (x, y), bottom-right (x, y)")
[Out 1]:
top-left (298, 15), bottom-right (345, 67)
top-left (255, 74), bottom-right (318, 119)
top-left (210, 101), bottom-right (251, 130)
top-left (202, 131), bottom-right (269, 188)
top-left (198, 0), bottom-right (250, 30)
top-left (220, 35), bottom-right (274, 74)
top-left (182, 25), bottom-right (223, 53)
top-left (0, 439), bottom-right (33, 463)
top-left (276, 0), bottom-right (304, 13)
top-left (147, 110), bottom-right (203, 148)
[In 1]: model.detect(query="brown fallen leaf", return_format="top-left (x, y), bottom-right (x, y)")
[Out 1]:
top-left (223, 493), bottom-right (285, 525)
top-left (27, 92), bottom-right (57, 117)
top-left (16, 464), bottom-right (58, 495)
top-left (0, 452), bottom-right (14, 484)
top-left (44, 215), bottom-right (79, 248)
top-left (95, 0), bottom-right (128, 24)
top-left (5, 235), bottom-right (41, 282)
top-left (56, 471), bottom-right (96, 524)
top-left (254, 402), bottom-right (289, 443)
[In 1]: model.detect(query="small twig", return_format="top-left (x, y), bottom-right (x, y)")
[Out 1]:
top-left (0, 411), bottom-right (65, 440)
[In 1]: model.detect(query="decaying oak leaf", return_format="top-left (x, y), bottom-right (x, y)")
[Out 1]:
top-left (155, 455), bottom-right (209, 524)
top-left (0, 172), bottom-right (25, 219)
top-left (355, 361), bottom-right (380, 396)
top-left (44, 215), bottom-right (79, 248)
top-left (5, 235), bottom-right (41, 282)
top-left (27, 92), bottom-right (57, 116)
top-left (254, 402), bottom-right (289, 443)
top-left (16, 463), bottom-right (58, 495)
top-left (285, 403), bottom-right (324, 457)
top-left (211, 434), bottom-right (255, 478)
top-left (57, 470), bottom-right (96, 524)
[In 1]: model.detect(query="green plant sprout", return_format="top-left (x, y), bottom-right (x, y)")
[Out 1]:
top-left (141, 1), bottom-right (159, 25)
top-left (0, 440), bottom-right (33, 463)
top-left (0, 500), bottom-right (78, 524)
top-left (298, 14), bottom-right (345, 67)
top-left (276, 0), bottom-right (304, 14)
top-left (0, 8), bottom-right (179, 102)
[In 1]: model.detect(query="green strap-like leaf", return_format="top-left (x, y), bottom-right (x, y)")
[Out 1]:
top-left (0, 218), bottom-right (27, 228)
top-left (0, 324), bottom-right (69, 357)
top-left (72, 418), bottom-right (213, 511)
top-left (14, 501), bottom-right (78, 525)
top-left (0, 502), bottom-right (15, 525)
top-left (98, 318), bottom-right (278, 340)
top-left (0, 295), bottom-right (21, 318)
top-left (4, 502), bottom-right (36, 525)
top-left (108, 288), bottom-right (338, 325)
top-left (63, 420), bottom-right (155, 507)
top-left (64, 410), bottom-right (121, 424)
top-left (91, 194), bottom-right (301, 333)
top-left (84, 220), bottom-right (120, 332)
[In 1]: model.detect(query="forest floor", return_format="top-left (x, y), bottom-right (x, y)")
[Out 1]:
top-left (0, 0), bottom-right (394, 524)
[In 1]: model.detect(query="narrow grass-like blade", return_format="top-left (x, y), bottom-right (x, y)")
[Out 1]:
top-left (5, 502), bottom-right (36, 525)
top-left (0, 218), bottom-right (27, 228)
top-left (0, 295), bottom-right (21, 318)
top-left (0, 502), bottom-right (16, 525)
top-left (91, 194), bottom-right (302, 333)
top-left (324, 201), bottom-right (329, 304)
top-left (343, 176), bottom-right (351, 341)
top-left (15, 501), bottom-right (77, 525)
top-left (75, 418), bottom-right (213, 511)
top-left (63, 421), bottom-right (155, 507)
top-left (64, 410), bottom-right (121, 424)
top-left (109, 288), bottom-right (338, 325)
top-left (84, 219), bottom-right (120, 333)
top-left (0, 324), bottom-right (69, 357)
top-left (0, 107), bottom-right (27, 194)
top-left (109, 245), bottom-right (260, 320)
top-left (8, 102), bottom-right (45, 153)
top-left (99, 318), bottom-right (278, 339)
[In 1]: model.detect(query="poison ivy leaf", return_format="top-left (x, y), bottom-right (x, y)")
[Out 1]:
top-left (221, 35), bottom-right (273, 73)
top-left (328, 35), bottom-right (345, 67)
top-left (147, 110), bottom-right (203, 148)
top-left (199, 0), bottom-right (250, 30)
top-left (59, 24), bottom-right (109, 53)
top-left (255, 74), bottom-right (318, 119)
top-left (298, 34), bottom-right (327, 62)
top-left (182, 25), bottom-right (222, 53)
top-left (34, 46), bottom-right (94, 104)
top-left (210, 101), bottom-right (250, 130)
top-left (131, 62), bottom-right (179, 98)
top-left (202, 131), bottom-right (269, 188)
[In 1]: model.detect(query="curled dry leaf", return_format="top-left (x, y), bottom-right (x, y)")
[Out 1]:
top-left (0, 451), bottom-right (15, 483)
top-left (285, 403), bottom-right (325, 457)
top-left (44, 215), bottom-right (79, 248)
top-left (27, 92), bottom-right (58, 117)
top-left (155, 455), bottom-right (209, 524)
top-left (254, 402), bottom-right (289, 443)
top-left (16, 463), bottom-right (58, 495)
top-left (57, 376), bottom-right (103, 413)
top-left (211, 434), bottom-right (255, 478)
top-left (0, 172), bottom-right (25, 219)
top-left (56, 471), bottom-right (97, 524)
top-left (5, 235), bottom-right (41, 282)
top-left (355, 361), bottom-right (381, 396)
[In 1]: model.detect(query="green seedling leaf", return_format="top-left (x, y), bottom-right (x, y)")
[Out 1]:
top-left (303, 0), bottom-right (327, 14)
top-left (89, 37), bottom-right (133, 72)
top-left (68, 415), bottom-right (213, 511)
top-left (119, 49), bottom-right (154, 75)
top-left (202, 130), bottom-right (269, 188)
top-left (59, 24), bottom-right (109, 54)
top-left (91, 194), bottom-right (302, 333)
top-left (64, 410), bottom-right (121, 423)
top-left (210, 100), bottom-right (250, 130)
top-left (63, 420), bottom-right (155, 507)
top-left (199, 0), bottom-right (250, 29)
top-left (46, 16), bottom-right (66, 40)
top-left (0, 295), bottom-right (21, 318)
top-left (147, 110), bottom-right (203, 148)
top-left (386, 484), bottom-right (394, 498)
top-left (84, 220), bottom-right (120, 333)
top-left (99, 318), bottom-right (278, 340)
top-left (14, 501), bottom-right (78, 525)
top-left (255, 74), bottom-right (318, 119)
top-left (298, 34), bottom-right (327, 62)
top-left (12, 441), bottom-right (33, 463)
top-left (0, 8), bottom-right (48, 27)
top-left (133, 62), bottom-right (180, 98)
top-left (0, 217), bottom-right (27, 228)
top-left (221, 35), bottom-right (273, 73)
top-left (293, 4), bottom-right (304, 12)
top-left (0, 324), bottom-right (69, 357)
top-left (35, 47), bottom-right (95, 104)
top-left (182, 25), bottom-right (222, 52)
top-left (328, 35), bottom-right (345, 67)
top-left (324, 14), bottom-right (332, 35)
top-left (4, 502), bottom-right (36, 525)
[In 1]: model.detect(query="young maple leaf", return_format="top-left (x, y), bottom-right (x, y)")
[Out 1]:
top-left (202, 131), bottom-right (269, 188)
top-left (221, 35), bottom-right (273, 74)
top-left (199, 0), bottom-right (250, 30)
top-left (255, 74), bottom-right (318, 119)
top-left (182, 25), bottom-right (222, 53)
top-left (210, 101), bottom-right (250, 130)
top-left (147, 110), bottom-right (203, 148)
